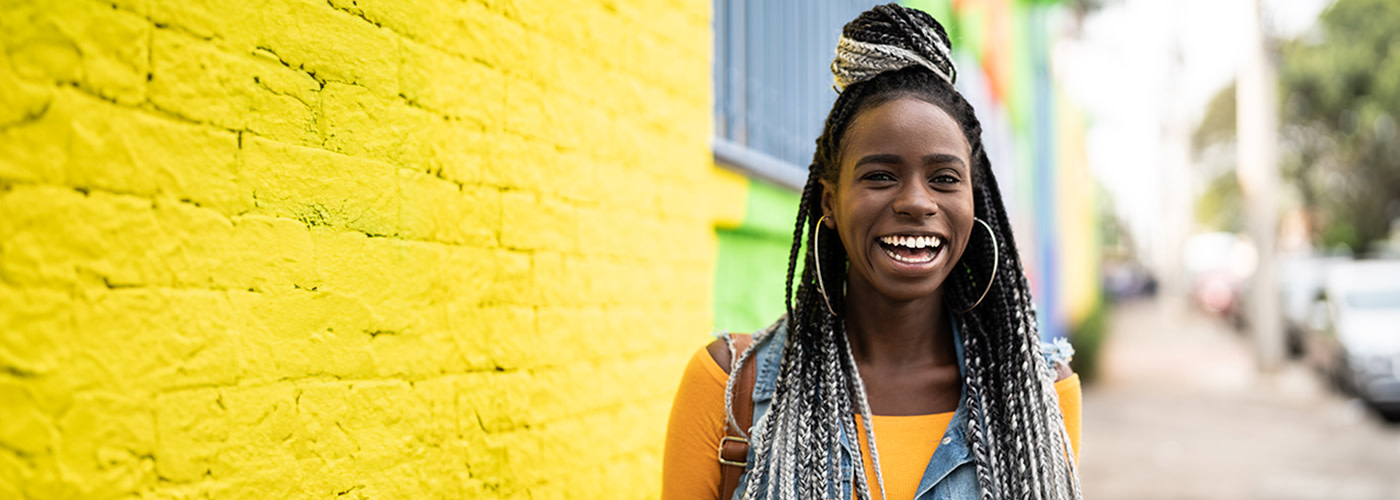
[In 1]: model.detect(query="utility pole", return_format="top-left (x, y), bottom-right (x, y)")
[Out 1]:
top-left (1237, 0), bottom-right (1283, 371)
top-left (1160, 1), bottom-right (1191, 312)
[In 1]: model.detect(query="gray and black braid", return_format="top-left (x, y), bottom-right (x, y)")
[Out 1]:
top-left (726, 4), bottom-right (1080, 500)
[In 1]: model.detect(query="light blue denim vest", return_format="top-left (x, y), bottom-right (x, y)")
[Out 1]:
top-left (731, 317), bottom-right (980, 500)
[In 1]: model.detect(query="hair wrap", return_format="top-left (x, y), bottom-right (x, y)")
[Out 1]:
top-left (832, 37), bottom-right (956, 90)
top-left (830, 4), bottom-right (958, 91)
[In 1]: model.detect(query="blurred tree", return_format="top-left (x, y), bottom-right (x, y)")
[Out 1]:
top-left (1193, 0), bottom-right (1400, 252)
top-left (1279, 0), bottom-right (1400, 252)
top-left (1192, 83), bottom-right (1243, 233)
top-left (1195, 171), bottom-right (1244, 233)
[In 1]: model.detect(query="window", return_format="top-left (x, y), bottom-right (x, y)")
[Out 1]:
top-left (712, 0), bottom-right (872, 189)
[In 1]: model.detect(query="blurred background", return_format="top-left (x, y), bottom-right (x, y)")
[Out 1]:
top-left (3, 0), bottom-right (1400, 498)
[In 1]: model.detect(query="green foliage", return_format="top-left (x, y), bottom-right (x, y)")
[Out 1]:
top-left (1192, 81), bottom-right (1235, 154)
top-left (1278, 0), bottom-right (1400, 252)
top-left (1195, 171), bottom-right (1244, 233)
top-left (1193, 0), bottom-right (1400, 252)
top-left (1068, 295), bottom-right (1107, 383)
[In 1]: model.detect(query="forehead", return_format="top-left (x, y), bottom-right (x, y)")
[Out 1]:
top-left (841, 97), bottom-right (970, 165)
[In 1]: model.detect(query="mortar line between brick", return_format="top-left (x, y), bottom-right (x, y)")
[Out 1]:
top-left (0, 179), bottom-right (510, 250)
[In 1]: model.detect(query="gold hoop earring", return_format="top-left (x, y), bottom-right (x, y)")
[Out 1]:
top-left (813, 215), bottom-right (839, 317)
top-left (954, 217), bottom-right (999, 314)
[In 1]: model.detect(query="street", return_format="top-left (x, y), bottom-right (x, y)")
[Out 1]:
top-left (1079, 297), bottom-right (1400, 499)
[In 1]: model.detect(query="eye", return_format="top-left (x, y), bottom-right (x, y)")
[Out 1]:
top-left (930, 174), bottom-right (960, 185)
top-left (861, 171), bottom-right (896, 183)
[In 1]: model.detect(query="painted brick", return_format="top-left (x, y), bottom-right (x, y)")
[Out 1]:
top-left (425, 122), bottom-right (484, 184)
top-left (0, 0), bottom-right (149, 105)
top-left (0, 186), bottom-right (162, 288)
top-left (477, 131), bottom-right (545, 190)
top-left (53, 392), bottom-right (157, 497)
top-left (240, 135), bottom-right (401, 237)
top-left (0, 283), bottom-right (69, 378)
top-left (145, 291), bottom-right (266, 389)
top-left (150, 28), bottom-right (321, 146)
top-left (500, 190), bottom-right (577, 252)
top-left (3, 0), bottom-right (717, 496)
top-left (0, 452), bottom-right (22, 499)
top-left (319, 81), bottom-right (434, 172)
top-left (266, 0), bottom-right (402, 96)
top-left (338, 0), bottom-right (533, 74)
top-left (0, 48), bottom-right (54, 131)
top-left (153, 387), bottom-right (225, 482)
top-left (399, 39), bottom-right (505, 128)
top-left (438, 245), bottom-right (500, 311)
top-left (0, 88), bottom-right (245, 214)
top-left (240, 289), bottom-right (379, 381)
top-left (398, 169), bottom-right (501, 246)
top-left (0, 379), bottom-right (56, 456)
top-left (154, 0), bottom-right (401, 96)
top-left (149, 0), bottom-right (262, 47)
top-left (0, 186), bottom-right (315, 292)
top-left (626, 2), bottom-right (711, 60)
top-left (534, 306), bottom-right (607, 364)
top-left (212, 382), bottom-right (302, 497)
top-left (458, 305), bottom-right (536, 369)
top-left (481, 248), bottom-right (533, 306)
top-left (210, 213), bottom-right (317, 291)
top-left (503, 77), bottom-right (580, 150)
top-left (69, 288), bottom-right (208, 392)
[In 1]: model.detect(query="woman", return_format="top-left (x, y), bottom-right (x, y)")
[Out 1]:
top-left (663, 5), bottom-right (1081, 500)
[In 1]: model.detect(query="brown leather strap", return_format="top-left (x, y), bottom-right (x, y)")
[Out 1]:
top-left (719, 333), bottom-right (756, 500)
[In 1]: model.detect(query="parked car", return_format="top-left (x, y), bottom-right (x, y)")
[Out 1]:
top-left (1183, 232), bottom-right (1253, 320)
top-left (1277, 253), bottom-right (1350, 357)
top-left (1303, 260), bottom-right (1400, 420)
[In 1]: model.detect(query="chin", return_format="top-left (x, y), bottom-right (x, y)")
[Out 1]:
top-left (872, 281), bottom-right (947, 304)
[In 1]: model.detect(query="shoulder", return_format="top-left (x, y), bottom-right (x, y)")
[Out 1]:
top-left (703, 333), bottom-right (754, 376)
top-left (1053, 361), bottom-right (1074, 382)
top-left (705, 338), bottom-right (731, 375)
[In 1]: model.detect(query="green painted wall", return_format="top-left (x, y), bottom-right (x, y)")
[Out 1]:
top-left (713, 178), bottom-right (801, 333)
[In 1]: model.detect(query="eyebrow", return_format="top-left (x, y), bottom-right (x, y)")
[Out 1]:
top-left (853, 153), bottom-right (966, 168)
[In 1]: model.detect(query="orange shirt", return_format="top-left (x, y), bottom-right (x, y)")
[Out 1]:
top-left (662, 347), bottom-right (1083, 500)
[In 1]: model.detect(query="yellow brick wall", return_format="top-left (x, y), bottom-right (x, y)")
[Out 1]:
top-left (0, 0), bottom-right (714, 497)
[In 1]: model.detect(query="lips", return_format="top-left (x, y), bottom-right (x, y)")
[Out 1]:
top-left (878, 234), bottom-right (944, 265)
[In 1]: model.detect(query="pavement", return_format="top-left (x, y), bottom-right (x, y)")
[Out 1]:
top-left (1078, 296), bottom-right (1400, 499)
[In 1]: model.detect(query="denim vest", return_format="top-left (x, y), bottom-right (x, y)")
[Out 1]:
top-left (731, 317), bottom-right (980, 500)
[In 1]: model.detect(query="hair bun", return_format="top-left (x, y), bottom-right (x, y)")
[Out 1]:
top-left (831, 4), bottom-right (957, 91)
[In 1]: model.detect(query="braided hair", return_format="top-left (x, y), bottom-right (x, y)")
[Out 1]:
top-left (725, 5), bottom-right (1080, 500)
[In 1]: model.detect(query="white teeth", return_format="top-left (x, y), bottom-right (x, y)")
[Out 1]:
top-left (880, 235), bottom-right (943, 249)
top-left (884, 247), bottom-right (935, 263)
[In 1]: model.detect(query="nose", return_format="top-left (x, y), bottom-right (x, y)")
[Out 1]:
top-left (892, 182), bottom-right (937, 218)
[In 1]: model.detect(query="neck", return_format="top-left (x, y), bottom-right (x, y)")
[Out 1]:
top-left (841, 282), bottom-right (957, 369)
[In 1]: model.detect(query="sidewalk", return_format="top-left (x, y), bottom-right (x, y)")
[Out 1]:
top-left (1078, 297), bottom-right (1400, 499)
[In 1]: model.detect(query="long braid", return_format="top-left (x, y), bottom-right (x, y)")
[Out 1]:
top-left (731, 4), bottom-right (1079, 499)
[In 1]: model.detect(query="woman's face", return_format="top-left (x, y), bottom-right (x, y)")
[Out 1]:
top-left (821, 96), bottom-right (975, 305)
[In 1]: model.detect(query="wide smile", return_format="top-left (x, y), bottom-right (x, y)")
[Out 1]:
top-left (877, 234), bottom-right (946, 270)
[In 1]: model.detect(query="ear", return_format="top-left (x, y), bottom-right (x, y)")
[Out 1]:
top-left (819, 179), bottom-right (836, 228)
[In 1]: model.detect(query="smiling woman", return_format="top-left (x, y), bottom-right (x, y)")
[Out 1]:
top-left (662, 4), bottom-right (1081, 500)
top-left (822, 96), bottom-right (975, 308)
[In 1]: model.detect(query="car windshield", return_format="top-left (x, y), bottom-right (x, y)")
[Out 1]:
top-left (1345, 289), bottom-right (1400, 310)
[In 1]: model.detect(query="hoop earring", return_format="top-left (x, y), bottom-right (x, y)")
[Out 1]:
top-left (954, 217), bottom-right (999, 314)
top-left (813, 215), bottom-right (839, 317)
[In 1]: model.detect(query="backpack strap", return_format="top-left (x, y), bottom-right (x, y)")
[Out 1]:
top-left (719, 333), bottom-right (756, 500)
